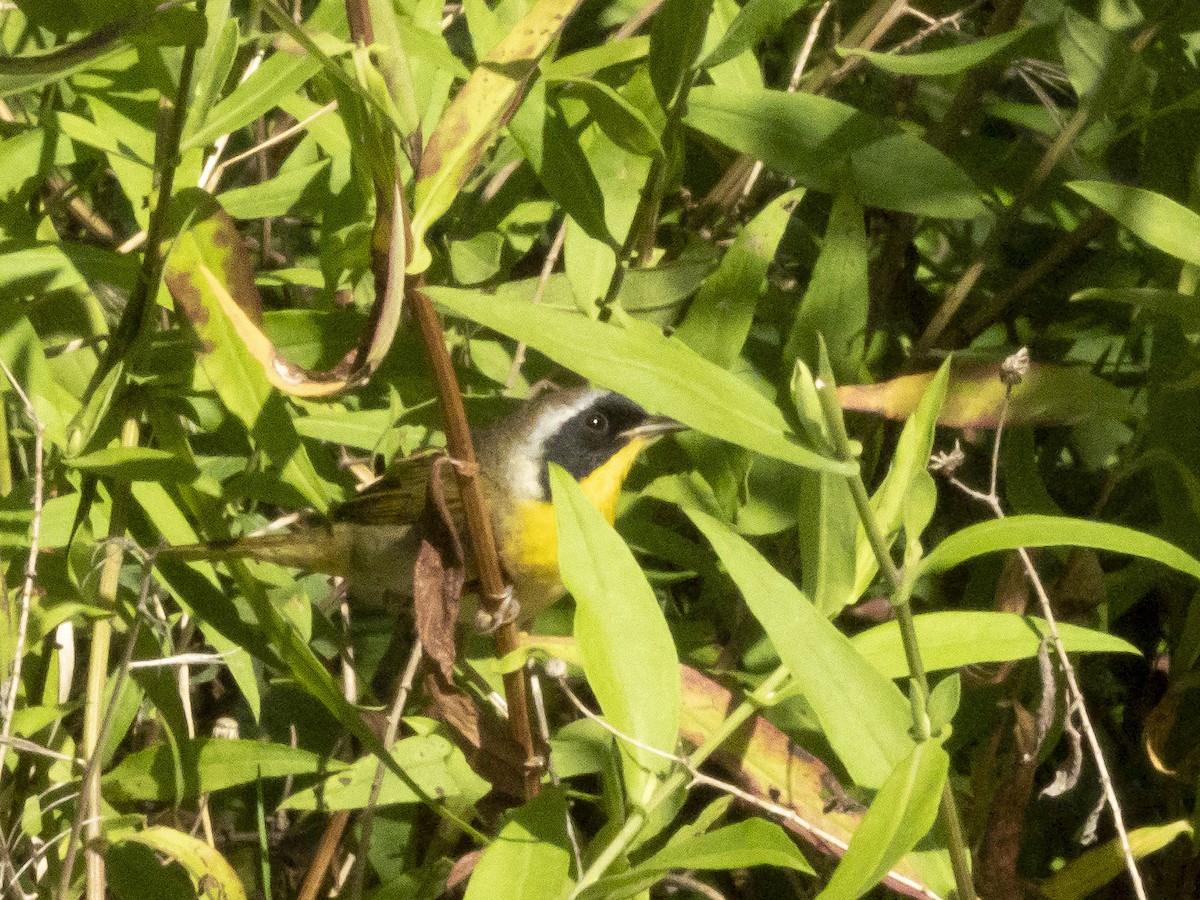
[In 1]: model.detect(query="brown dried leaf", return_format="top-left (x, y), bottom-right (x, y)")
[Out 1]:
top-left (413, 457), bottom-right (467, 682)
top-left (423, 671), bottom-right (526, 799)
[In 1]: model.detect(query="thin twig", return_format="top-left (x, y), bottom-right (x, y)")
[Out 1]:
top-left (741, 1), bottom-right (831, 201)
top-left (348, 642), bottom-right (424, 898)
top-left (938, 349), bottom-right (1147, 900)
top-left (529, 663), bottom-right (583, 873)
top-left (206, 100), bottom-right (338, 193)
top-left (0, 359), bottom-right (45, 782)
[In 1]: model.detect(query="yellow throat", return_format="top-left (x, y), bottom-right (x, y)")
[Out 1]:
top-left (506, 436), bottom-right (648, 583)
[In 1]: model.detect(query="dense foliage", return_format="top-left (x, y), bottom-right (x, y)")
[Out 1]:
top-left (2, 0), bottom-right (1200, 898)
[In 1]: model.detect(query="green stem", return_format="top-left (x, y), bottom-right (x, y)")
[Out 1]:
top-left (570, 666), bottom-right (792, 896)
top-left (59, 418), bottom-right (138, 899)
top-left (814, 375), bottom-right (977, 900)
top-left (71, 7), bottom-right (203, 433)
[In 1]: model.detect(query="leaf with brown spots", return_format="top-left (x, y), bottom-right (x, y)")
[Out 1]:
top-left (408, 0), bottom-right (587, 273)
top-left (678, 665), bottom-right (950, 899)
top-left (837, 361), bottom-right (1128, 428)
top-left (164, 193), bottom-right (331, 512)
top-left (164, 190), bottom-right (406, 399)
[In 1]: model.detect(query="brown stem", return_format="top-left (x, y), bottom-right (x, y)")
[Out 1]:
top-left (410, 286), bottom-right (540, 798)
top-left (297, 811), bottom-right (351, 900)
top-left (342, 0), bottom-right (538, 798)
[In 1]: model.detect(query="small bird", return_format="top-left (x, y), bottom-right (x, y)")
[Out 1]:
top-left (164, 386), bottom-right (684, 624)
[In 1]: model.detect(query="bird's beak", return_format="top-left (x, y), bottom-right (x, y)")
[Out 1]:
top-left (621, 416), bottom-right (687, 441)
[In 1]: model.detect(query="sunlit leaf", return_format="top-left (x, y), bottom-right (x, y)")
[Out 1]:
top-left (1069, 181), bottom-right (1200, 267)
top-left (686, 510), bottom-right (913, 789)
top-left (918, 516), bottom-right (1200, 583)
top-left (816, 741), bottom-right (949, 900)
top-left (552, 465), bottom-right (681, 800)
top-left (853, 612), bottom-right (1139, 679)
top-left (464, 789), bottom-right (574, 900)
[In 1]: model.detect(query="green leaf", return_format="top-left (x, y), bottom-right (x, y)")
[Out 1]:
top-left (797, 468), bottom-right (858, 616)
top-left (279, 734), bottom-right (489, 810)
top-left (552, 465), bottom-right (681, 800)
top-left (464, 788), bottom-right (574, 900)
top-left (816, 741), bottom-right (949, 900)
top-left (508, 87), bottom-right (613, 244)
top-left (111, 826), bottom-right (248, 900)
top-left (184, 50), bottom-right (324, 151)
top-left (851, 358), bottom-right (951, 604)
top-left (217, 159), bottom-right (330, 219)
top-left (699, 0), bottom-right (812, 70)
top-left (650, 0), bottom-right (713, 107)
top-left (66, 447), bottom-right (199, 483)
top-left (102, 738), bottom-right (332, 803)
top-left (0, 242), bottom-right (137, 297)
top-left (1068, 181), bottom-right (1200, 267)
top-left (853, 612), bottom-right (1139, 679)
top-left (925, 674), bottom-right (960, 735)
top-left (581, 818), bottom-right (815, 899)
top-left (786, 190), bottom-right (868, 383)
top-left (646, 818), bottom-right (816, 873)
top-left (1041, 820), bottom-right (1191, 900)
top-left (431, 289), bottom-right (853, 475)
top-left (686, 509), bottom-right (913, 789)
top-left (184, 5), bottom-right (239, 143)
top-left (917, 515), bottom-right (1200, 583)
top-left (547, 37), bottom-right (650, 79)
top-left (676, 187), bottom-right (803, 369)
top-left (685, 87), bottom-right (986, 218)
top-left (557, 77), bottom-right (664, 157)
top-left (839, 27), bottom-right (1032, 76)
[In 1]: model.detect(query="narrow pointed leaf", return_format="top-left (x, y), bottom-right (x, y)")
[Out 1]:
top-left (816, 742), bottom-right (949, 900)
top-left (552, 465), bottom-right (681, 800)
top-left (686, 509), bottom-right (912, 789)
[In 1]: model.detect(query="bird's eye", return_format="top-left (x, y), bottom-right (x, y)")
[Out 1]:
top-left (586, 412), bottom-right (608, 432)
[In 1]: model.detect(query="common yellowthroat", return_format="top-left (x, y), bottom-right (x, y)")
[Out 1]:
top-left (166, 386), bottom-right (683, 624)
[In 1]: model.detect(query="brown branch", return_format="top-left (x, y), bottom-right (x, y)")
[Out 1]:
top-left (409, 287), bottom-right (541, 798)
top-left (342, 0), bottom-right (539, 800)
